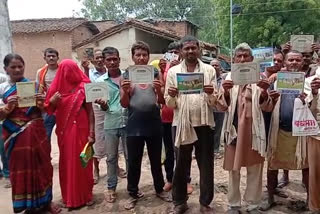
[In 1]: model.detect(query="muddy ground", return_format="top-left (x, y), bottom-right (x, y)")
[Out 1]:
top-left (0, 133), bottom-right (310, 214)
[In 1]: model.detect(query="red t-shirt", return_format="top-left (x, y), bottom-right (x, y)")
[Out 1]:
top-left (161, 63), bottom-right (174, 123)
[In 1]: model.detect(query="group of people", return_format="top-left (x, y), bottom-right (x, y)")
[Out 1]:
top-left (1, 34), bottom-right (320, 214)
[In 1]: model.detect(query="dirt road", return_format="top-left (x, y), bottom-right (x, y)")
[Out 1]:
top-left (0, 133), bottom-right (310, 214)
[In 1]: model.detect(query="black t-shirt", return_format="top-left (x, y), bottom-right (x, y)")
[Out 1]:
top-left (123, 68), bottom-right (162, 137)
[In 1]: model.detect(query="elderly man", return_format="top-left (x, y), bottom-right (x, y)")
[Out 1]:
top-left (210, 59), bottom-right (225, 155)
top-left (165, 36), bottom-right (218, 213)
top-left (217, 43), bottom-right (273, 214)
top-left (260, 50), bottom-right (309, 211)
top-left (86, 49), bottom-right (107, 184)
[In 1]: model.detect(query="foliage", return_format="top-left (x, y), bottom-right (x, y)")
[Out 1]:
top-left (212, 0), bottom-right (320, 49)
top-left (80, 0), bottom-right (320, 50)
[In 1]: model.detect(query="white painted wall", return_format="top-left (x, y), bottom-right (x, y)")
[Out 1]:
top-left (73, 27), bottom-right (174, 70)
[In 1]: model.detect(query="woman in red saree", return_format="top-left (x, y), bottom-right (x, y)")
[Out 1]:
top-left (1, 54), bottom-right (59, 213)
top-left (45, 59), bottom-right (95, 209)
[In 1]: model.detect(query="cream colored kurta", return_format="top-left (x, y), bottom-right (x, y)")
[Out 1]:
top-left (164, 59), bottom-right (218, 147)
top-left (216, 74), bottom-right (273, 171)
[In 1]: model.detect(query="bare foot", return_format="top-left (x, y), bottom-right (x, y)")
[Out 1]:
top-left (93, 169), bottom-right (99, 185)
top-left (163, 182), bottom-right (173, 192)
top-left (49, 202), bottom-right (62, 214)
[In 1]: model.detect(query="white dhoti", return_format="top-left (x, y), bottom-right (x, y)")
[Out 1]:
top-left (92, 104), bottom-right (106, 159)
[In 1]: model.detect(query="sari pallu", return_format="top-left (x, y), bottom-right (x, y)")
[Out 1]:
top-left (3, 79), bottom-right (53, 213)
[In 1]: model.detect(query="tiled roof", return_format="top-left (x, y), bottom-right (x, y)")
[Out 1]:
top-left (73, 18), bottom-right (181, 49)
top-left (11, 18), bottom-right (98, 34)
top-left (91, 20), bottom-right (118, 32)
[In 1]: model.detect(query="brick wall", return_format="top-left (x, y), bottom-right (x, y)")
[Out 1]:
top-left (12, 31), bottom-right (73, 80)
top-left (154, 21), bottom-right (197, 37)
top-left (71, 25), bottom-right (95, 47)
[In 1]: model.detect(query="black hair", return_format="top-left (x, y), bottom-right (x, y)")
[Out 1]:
top-left (44, 48), bottom-right (59, 57)
top-left (3, 54), bottom-right (25, 67)
top-left (273, 49), bottom-right (284, 58)
top-left (180, 35), bottom-right (200, 48)
top-left (102, 47), bottom-right (120, 57)
top-left (131, 41), bottom-right (150, 56)
top-left (168, 41), bottom-right (182, 51)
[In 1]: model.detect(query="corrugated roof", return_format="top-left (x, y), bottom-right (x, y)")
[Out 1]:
top-left (11, 18), bottom-right (98, 34)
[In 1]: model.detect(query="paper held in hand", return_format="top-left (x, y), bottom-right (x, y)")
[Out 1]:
top-left (276, 72), bottom-right (305, 94)
top-left (292, 98), bottom-right (320, 136)
top-left (128, 65), bottom-right (154, 84)
top-left (252, 47), bottom-right (274, 72)
top-left (177, 73), bottom-right (204, 94)
top-left (291, 35), bottom-right (314, 53)
top-left (16, 81), bottom-right (36, 108)
top-left (231, 62), bottom-right (260, 85)
top-left (84, 82), bottom-right (109, 103)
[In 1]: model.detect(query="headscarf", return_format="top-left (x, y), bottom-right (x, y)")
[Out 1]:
top-left (45, 60), bottom-right (91, 141)
top-left (46, 59), bottom-right (90, 99)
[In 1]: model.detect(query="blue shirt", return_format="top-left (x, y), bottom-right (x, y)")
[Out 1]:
top-left (96, 70), bottom-right (128, 130)
top-left (89, 67), bottom-right (106, 83)
top-left (279, 90), bottom-right (299, 132)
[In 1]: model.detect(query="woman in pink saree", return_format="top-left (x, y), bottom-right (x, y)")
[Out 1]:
top-left (45, 59), bottom-right (95, 209)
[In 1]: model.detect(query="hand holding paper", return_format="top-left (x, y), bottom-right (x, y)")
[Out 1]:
top-left (95, 98), bottom-right (108, 111)
top-left (203, 85), bottom-right (214, 95)
top-left (311, 77), bottom-right (320, 95)
top-left (121, 80), bottom-right (131, 95)
top-left (168, 87), bottom-right (178, 98)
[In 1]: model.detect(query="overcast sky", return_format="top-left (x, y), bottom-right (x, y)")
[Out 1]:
top-left (8, 0), bottom-right (83, 20)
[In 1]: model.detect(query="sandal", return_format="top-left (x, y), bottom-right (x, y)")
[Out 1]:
top-left (156, 191), bottom-right (172, 202)
top-left (168, 203), bottom-right (189, 214)
top-left (124, 197), bottom-right (138, 210)
top-left (86, 200), bottom-right (95, 206)
top-left (136, 191), bottom-right (144, 199)
top-left (4, 179), bottom-right (11, 188)
top-left (104, 190), bottom-right (117, 203)
top-left (118, 167), bottom-right (127, 178)
top-left (275, 188), bottom-right (289, 198)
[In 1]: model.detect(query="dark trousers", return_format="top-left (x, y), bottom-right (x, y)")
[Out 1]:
top-left (267, 168), bottom-right (309, 195)
top-left (213, 112), bottom-right (225, 153)
top-left (172, 127), bottom-right (191, 183)
top-left (163, 123), bottom-right (175, 183)
top-left (172, 126), bottom-right (214, 206)
top-left (127, 136), bottom-right (165, 198)
top-left (43, 113), bottom-right (56, 144)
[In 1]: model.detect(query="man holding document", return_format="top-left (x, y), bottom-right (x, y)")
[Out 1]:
top-left (260, 50), bottom-right (309, 211)
top-left (165, 36), bottom-right (218, 214)
top-left (120, 41), bottom-right (171, 210)
top-left (94, 47), bottom-right (128, 203)
top-left (216, 43), bottom-right (273, 214)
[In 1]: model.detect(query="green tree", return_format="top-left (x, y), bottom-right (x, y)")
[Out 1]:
top-left (80, 0), bottom-right (210, 21)
top-left (212, 0), bottom-right (320, 49)
top-left (79, 0), bottom-right (217, 41)
top-left (80, 0), bottom-right (320, 50)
